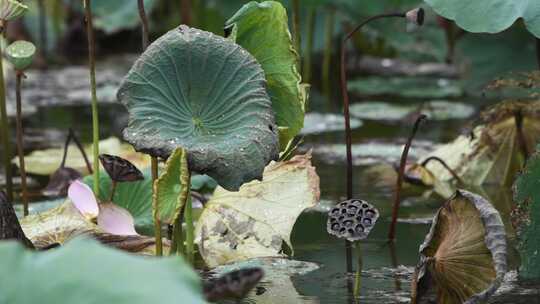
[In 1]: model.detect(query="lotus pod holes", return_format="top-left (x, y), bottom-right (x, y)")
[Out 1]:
top-left (118, 25), bottom-right (279, 191)
top-left (327, 199), bottom-right (380, 242)
top-left (6, 40), bottom-right (36, 71)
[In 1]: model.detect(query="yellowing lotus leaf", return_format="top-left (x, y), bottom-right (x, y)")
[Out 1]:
top-left (421, 100), bottom-right (540, 185)
top-left (411, 190), bottom-right (507, 304)
top-left (195, 154), bottom-right (320, 267)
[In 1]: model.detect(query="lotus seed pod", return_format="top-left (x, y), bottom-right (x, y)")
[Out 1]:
top-left (6, 40), bottom-right (36, 71)
top-left (327, 199), bottom-right (380, 241)
top-left (0, 0), bottom-right (28, 22)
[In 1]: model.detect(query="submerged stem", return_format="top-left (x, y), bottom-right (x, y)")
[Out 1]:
top-left (14, 72), bottom-right (28, 216)
top-left (83, 0), bottom-right (100, 197)
top-left (0, 29), bottom-right (13, 202)
top-left (388, 115), bottom-right (426, 241)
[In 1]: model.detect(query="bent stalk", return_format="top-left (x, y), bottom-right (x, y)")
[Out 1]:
top-left (14, 71), bottom-right (28, 216)
top-left (388, 115), bottom-right (426, 241)
top-left (83, 0), bottom-right (100, 197)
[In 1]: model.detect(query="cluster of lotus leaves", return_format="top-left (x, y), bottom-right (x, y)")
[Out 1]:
top-left (420, 100), bottom-right (540, 185)
top-left (118, 25), bottom-right (279, 191)
top-left (411, 190), bottom-right (507, 304)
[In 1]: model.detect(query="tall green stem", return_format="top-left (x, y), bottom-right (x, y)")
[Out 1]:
top-left (322, 9), bottom-right (335, 100)
top-left (184, 186), bottom-right (194, 264)
top-left (303, 8), bottom-right (315, 83)
top-left (151, 156), bottom-right (162, 256)
top-left (83, 0), bottom-right (100, 197)
top-left (178, 149), bottom-right (194, 264)
top-left (353, 243), bottom-right (363, 299)
top-left (14, 72), bottom-right (28, 216)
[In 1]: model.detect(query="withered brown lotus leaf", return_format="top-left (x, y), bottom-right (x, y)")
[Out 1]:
top-left (411, 190), bottom-right (507, 304)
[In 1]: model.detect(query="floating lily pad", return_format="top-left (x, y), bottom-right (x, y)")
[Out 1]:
top-left (209, 257), bottom-right (320, 304)
top-left (119, 25), bottom-right (279, 191)
top-left (348, 77), bottom-right (463, 99)
top-left (0, 238), bottom-right (205, 304)
top-left (309, 140), bottom-right (436, 166)
top-left (301, 113), bottom-right (362, 135)
top-left (195, 154), bottom-right (320, 267)
top-left (349, 101), bottom-right (475, 122)
top-left (412, 190), bottom-right (507, 304)
top-left (16, 137), bottom-right (149, 176)
top-left (421, 100), bottom-right (540, 185)
top-left (226, 1), bottom-right (308, 147)
top-left (425, 0), bottom-right (540, 38)
top-left (513, 150), bottom-right (540, 280)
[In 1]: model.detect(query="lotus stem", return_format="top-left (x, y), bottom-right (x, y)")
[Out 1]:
top-left (303, 8), bottom-right (315, 83)
top-left (420, 156), bottom-right (463, 184)
top-left (14, 71), bottom-right (28, 216)
top-left (109, 180), bottom-right (117, 202)
top-left (179, 150), bottom-right (194, 264)
top-left (83, 0), bottom-right (100, 197)
top-left (291, 0), bottom-right (301, 68)
top-left (388, 115), bottom-right (427, 241)
top-left (322, 8), bottom-right (334, 101)
top-left (340, 11), bottom-right (410, 264)
top-left (60, 130), bottom-right (71, 168)
top-left (69, 128), bottom-right (93, 173)
top-left (170, 216), bottom-right (184, 255)
top-left (151, 156), bottom-right (162, 256)
top-left (38, 0), bottom-right (47, 60)
top-left (353, 243), bottom-right (363, 299)
top-left (0, 27), bottom-right (13, 202)
top-left (137, 0), bottom-right (149, 51)
top-left (181, 0), bottom-right (191, 25)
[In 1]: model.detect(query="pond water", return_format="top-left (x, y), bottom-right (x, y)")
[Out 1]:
top-left (4, 58), bottom-right (540, 304)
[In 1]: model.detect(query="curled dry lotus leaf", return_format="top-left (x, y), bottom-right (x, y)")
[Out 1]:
top-left (5, 40), bottom-right (36, 71)
top-left (204, 267), bottom-right (264, 302)
top-left (99, 154), bottom-right (144, 182)
top-left (411, 190), bottom-right (507, 304)
top-left (0, 190), bottom-right (34, 248)
top-left (118, 25), bottom-right (279, 191)
top-left (421, 100), bottom-right (540, 185)
top-left (0, 0), bottom-right (28, 21)
top-left (327, 199), bottom-right (379, 241)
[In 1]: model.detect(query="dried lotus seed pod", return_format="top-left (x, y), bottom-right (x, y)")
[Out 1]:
top-left (98, 154), bottom-right (144, 183)
top-left (327, 199), bottom-right (380, 241)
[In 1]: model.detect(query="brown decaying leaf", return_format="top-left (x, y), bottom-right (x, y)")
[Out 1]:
top-left (411, 190), bottom-right (507, 304)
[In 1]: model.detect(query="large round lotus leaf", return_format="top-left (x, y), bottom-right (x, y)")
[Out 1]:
top-left (118, 25), bottom-right (279, 191)
top-left (0, 238), bottom-right (205, 304)
top-left (411, 190), bottom-right (507, 304)
top-left (424, 0), bottom-right (540, 38)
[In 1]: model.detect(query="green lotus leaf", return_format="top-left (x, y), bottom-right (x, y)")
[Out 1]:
top-left (0, 238), bottom-right (205, 304)
top-left (225, 1), bottom-right (308, 148)
top-left (411, 190), bottom-right (507, 304)
top-left (0, 0), bottom-right (28, 21)
top-left (421, 100), bottom-right (540, 185)
top-left (5, 40), bottom-right (36, 71)
top-left (424, 0), bottom-right (540, 38)
top-left (195, 154), bottom-right (320, 267)
top-left (513, 149), bottom-right (540, 280)
top-left (118, 25), bottom-right (279, 191)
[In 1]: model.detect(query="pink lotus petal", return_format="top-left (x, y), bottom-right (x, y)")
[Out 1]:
top-left (97, 203), bottom-right (138, 236)
top-left (68, 180), bottom-right (99, 218)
